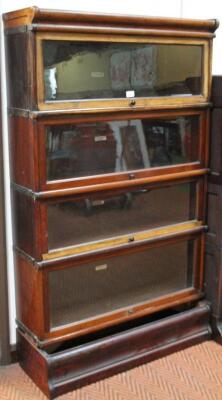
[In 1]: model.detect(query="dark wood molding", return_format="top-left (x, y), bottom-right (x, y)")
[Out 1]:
top-left (205, 75), bottom-right (222, 343)
top-left (3, 7), bottom-right (219, 35)
top-left (17, 301), bottom-right (212, 399)
top-left (3, 9), bottom-right (218, 398)
top-left (7, 102), bottom-right (212, 119)
top-left (0, 49), bottom-right (11, 365)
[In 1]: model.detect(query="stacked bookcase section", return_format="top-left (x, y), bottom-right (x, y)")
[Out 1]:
top-left (4, 7), bottom-right (218, 398)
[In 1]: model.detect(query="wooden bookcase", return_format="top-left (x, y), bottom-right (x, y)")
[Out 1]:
top-left (205, 75), bottom-right (222, 344)
top-left (3, 7), bottom-right (219, 398)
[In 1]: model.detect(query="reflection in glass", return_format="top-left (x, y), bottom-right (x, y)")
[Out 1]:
top-left (43, 41), bottom-right (203, 101)
top-left (49, 240), bottom-right (194, 328)
top-left (46, 116), bottom-right (199, 181)
top-left (48, 183), bottom-right (196, 251)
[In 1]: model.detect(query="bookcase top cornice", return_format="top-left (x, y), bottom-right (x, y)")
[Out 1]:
top-left (3, 6), bottom-right (219, 38)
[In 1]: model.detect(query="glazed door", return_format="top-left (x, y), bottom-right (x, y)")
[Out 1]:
top-left (36, 33), bottom-right (209, 111)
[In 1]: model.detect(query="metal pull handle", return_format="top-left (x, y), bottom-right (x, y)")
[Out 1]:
top-left (130, 99), bottom-right (136, 106)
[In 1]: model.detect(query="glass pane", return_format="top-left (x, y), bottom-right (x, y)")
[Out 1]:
top-left (46, 116), bottom-right (199, 181)
top-left (43, 41), bottom-right (203, 101)
top-left (49, 240), bottom-right (194, 328)
top-left (47, 182), bottom-right (196, 251)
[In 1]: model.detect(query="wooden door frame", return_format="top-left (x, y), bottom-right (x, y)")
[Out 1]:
top-left (0, 47), bottom-right (10, 365)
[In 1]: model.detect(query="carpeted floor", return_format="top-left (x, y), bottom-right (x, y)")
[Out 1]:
top-left (0, 340), bottom-right (222, 399)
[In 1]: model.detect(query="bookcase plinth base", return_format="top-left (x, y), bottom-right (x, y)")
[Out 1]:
top-left (17, 302), bottom-right (211, 399)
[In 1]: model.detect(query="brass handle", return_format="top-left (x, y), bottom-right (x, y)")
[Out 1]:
top-left (130, 99), bottom-right (136, 106)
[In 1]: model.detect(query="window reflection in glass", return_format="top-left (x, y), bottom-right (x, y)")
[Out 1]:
top-left (47, 182), bottom-right (196, 251)
top-left (46, 116), bottom-right (199, 181)
top-left (43, 41), bottom-right (203, 101)
top-left (49, 240), bottom-right (194, 328)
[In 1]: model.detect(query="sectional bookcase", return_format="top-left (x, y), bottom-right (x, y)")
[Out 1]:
top-left (3, 7), bottom-right (219, 398)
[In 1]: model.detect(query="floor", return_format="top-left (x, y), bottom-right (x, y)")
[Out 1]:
top-left (0, 340), bottom-right (222, 400)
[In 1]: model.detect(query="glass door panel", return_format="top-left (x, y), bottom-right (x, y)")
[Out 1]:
top-left (47, 182), bottom-right (196, 251)
top-left (43, 41), bottom-right (203, 102)
top-left (49, 239), bottom-right (195, 328)
top-left (46, 115), bottom-right (199, 181)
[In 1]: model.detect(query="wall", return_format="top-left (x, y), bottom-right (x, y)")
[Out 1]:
top-left (0, 0), bottom-right (222, 345)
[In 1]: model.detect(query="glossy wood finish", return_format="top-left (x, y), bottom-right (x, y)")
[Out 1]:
top-left (17, 301), bottom-right (212, 399)
top-left (14, 168), bottom-right (209, 199)
top-left (5, 33), bottom-right (29, 109)
top-left (14, 253), bottom-right (46, 340)
top-left (44, 221), bottom-right (202, 261)
top-left (4, 9), bottom-right (217, 397)
top-left (9, 116), bottom-right (38, 190)
top-left (3, 7), bottom-right (218, 33)
top-left (3, 8), bottom-right (217, 113)
top-left (8, 109), bottom-right (209, 192)
top-left (12, 189), bottom-right (44, 259)
top-left (14, 229), bottom-right (205, 346)
top-left (5, 31), bottom-right (37, 110)
top-left (11, 177), bottom-right (205, 260)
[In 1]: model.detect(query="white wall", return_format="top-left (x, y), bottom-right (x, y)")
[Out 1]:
top-left (0, 0), bottom-right (222, 344)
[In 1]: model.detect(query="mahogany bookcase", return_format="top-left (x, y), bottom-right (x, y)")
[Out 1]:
top-left (3, 7), bottom-right (220, 398)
